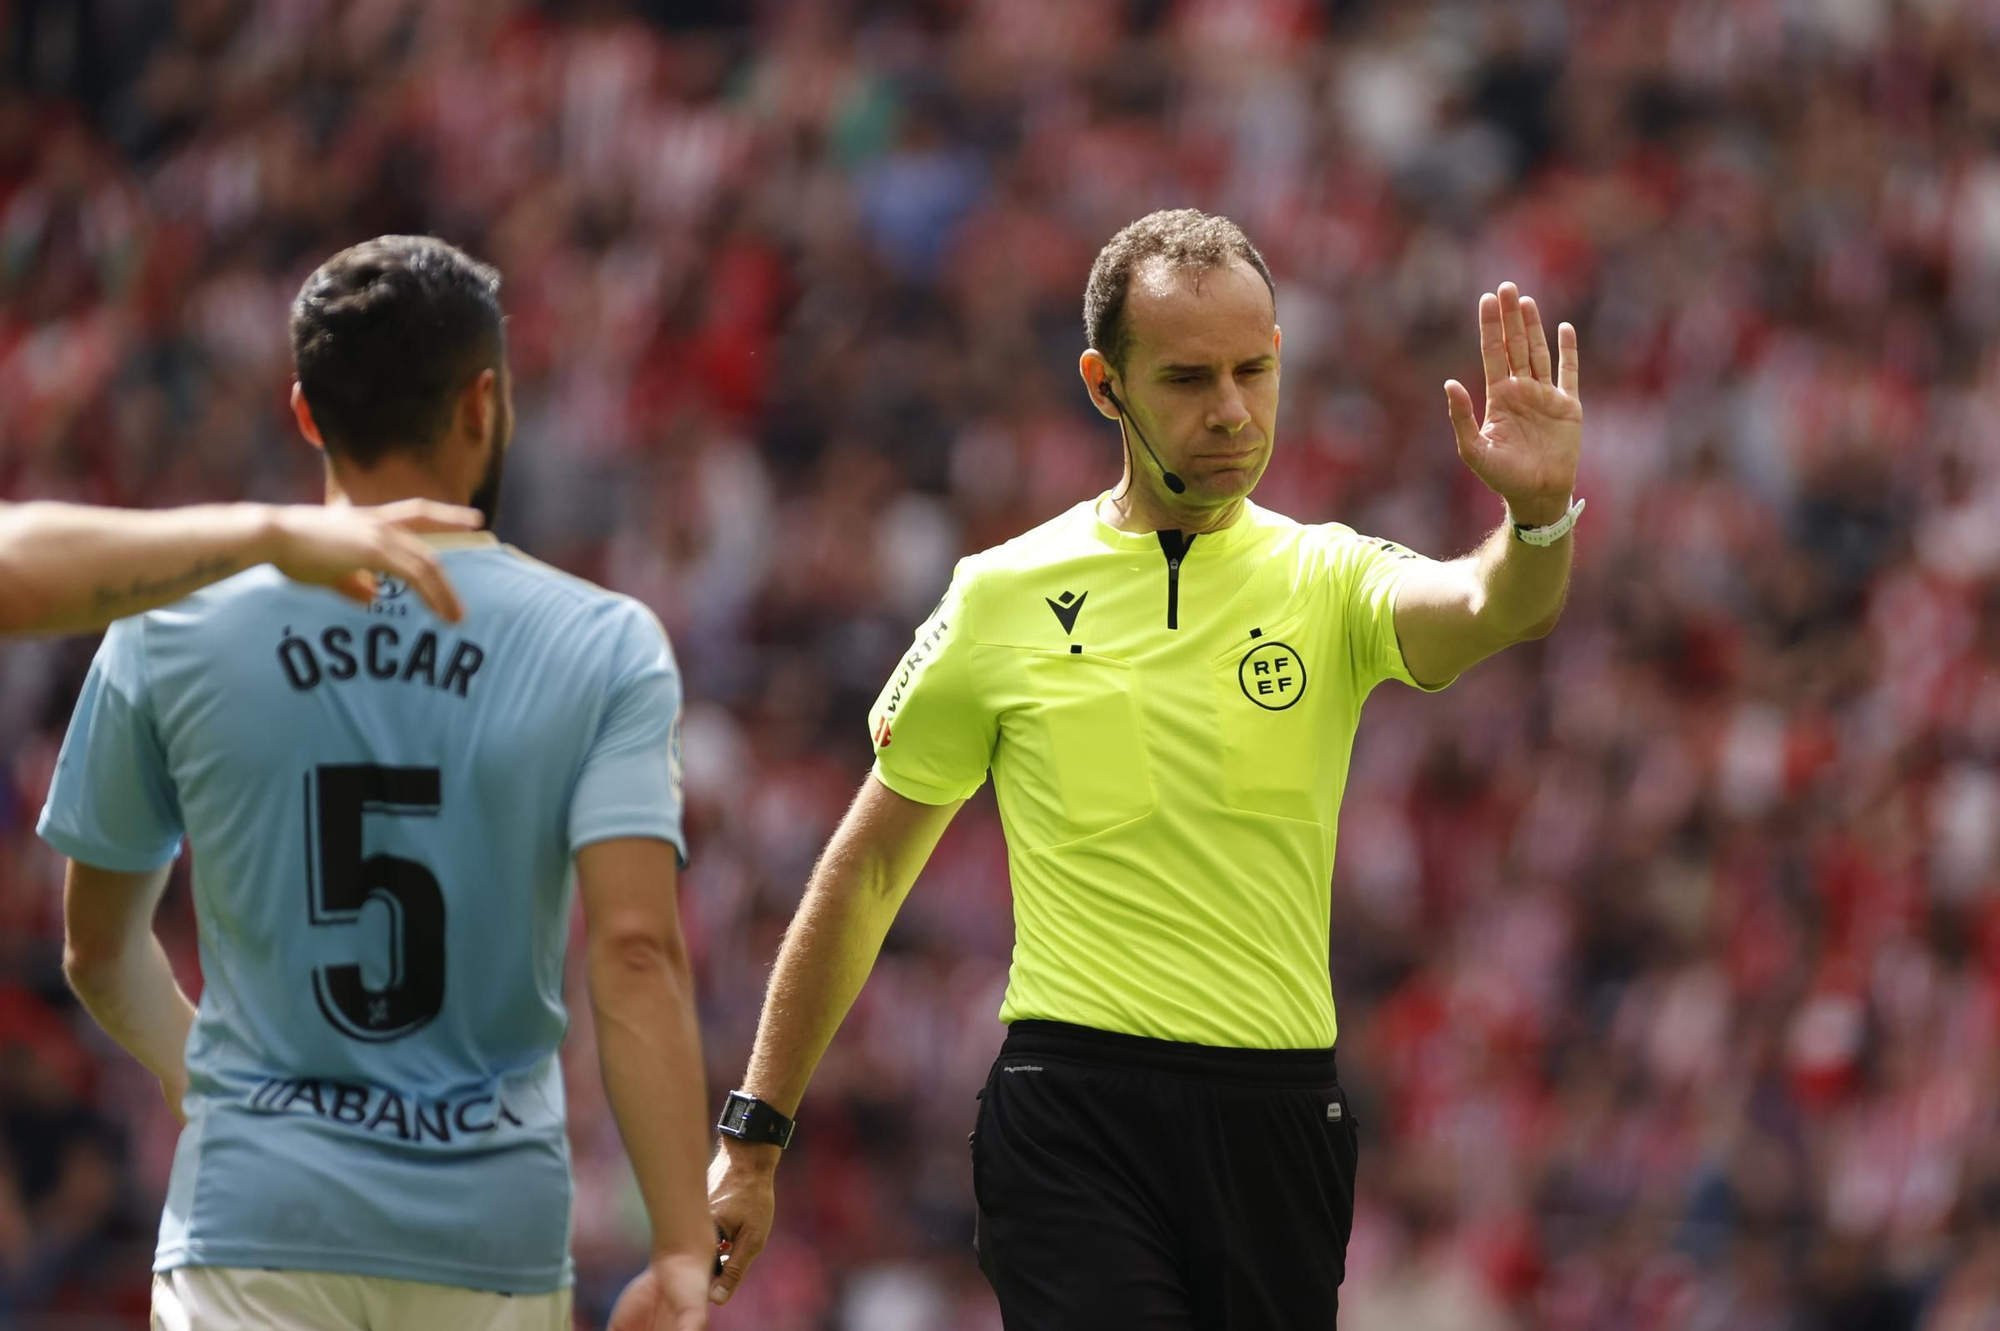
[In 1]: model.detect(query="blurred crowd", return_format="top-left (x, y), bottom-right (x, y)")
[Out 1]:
top-left (4, 0), bottom-right (2000, 1327)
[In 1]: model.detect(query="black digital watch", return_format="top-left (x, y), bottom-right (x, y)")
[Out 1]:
top-left (716, 1089), bottom-right (796, 1149)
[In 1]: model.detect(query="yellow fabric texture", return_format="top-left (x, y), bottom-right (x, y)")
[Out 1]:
top-left (867, 497), bottom-right (1449, 1049)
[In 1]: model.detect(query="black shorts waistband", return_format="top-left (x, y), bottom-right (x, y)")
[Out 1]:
top-left (999, 1020), bottom-right (1337, 1089)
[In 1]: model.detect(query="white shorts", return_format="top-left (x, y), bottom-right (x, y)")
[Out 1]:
top-left (151, 1265), bottom-right (573, 1331)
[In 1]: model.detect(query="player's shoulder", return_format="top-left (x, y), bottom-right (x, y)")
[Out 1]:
top-left (78, 566), bottom-right (293, 699)
top-left (490, 545), bottom-right (630, 610)
top-left (492, 546), bottom-right (672, 650)
top-left (130, 565), bottom-right (292, 639)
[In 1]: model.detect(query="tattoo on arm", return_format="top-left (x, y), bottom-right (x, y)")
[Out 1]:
top-left (93, 555), bottom-right (242, 612)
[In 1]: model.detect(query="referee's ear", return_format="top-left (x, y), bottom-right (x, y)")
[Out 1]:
top-left (1078, 349), bottom-right (1121, 422)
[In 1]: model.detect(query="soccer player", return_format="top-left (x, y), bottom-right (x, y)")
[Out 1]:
top-left (0, 497), bottom-right (483, 635)
top-left (39, 236), bottom-right (712, 1331)
top-left (706, 210), bottom-right (1584, 1326)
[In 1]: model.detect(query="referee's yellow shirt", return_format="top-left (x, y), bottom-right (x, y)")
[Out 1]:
top-left (867, 496), bottom-right (1450, 1049)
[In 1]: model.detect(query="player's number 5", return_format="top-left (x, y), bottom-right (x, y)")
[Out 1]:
top-left (304, 764), bottom-right (448, 1042)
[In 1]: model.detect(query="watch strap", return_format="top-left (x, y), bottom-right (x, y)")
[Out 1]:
top-left (1508, 495), bottom-right (1585, 547)
top-left (717, 1089), bottom-right (796, 1149)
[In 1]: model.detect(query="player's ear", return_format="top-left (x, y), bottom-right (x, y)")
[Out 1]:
top-left (291, 383), bottom-right (326, 452)
top-left (1079, 350), bottom-right (1120, 422)
top-left (480, 367), bottom-right (500, 445)
top-left (457, 368), bottom-right (499, 448)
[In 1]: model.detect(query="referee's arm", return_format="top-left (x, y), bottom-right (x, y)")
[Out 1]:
top-left (1394, 282), bottom-right (1585, 687)
top-left (707, 774), bottom-right (962, 1307)
top-left (1389, 522), bottom-right (1573, 687)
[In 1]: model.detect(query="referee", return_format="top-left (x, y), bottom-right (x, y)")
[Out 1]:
top-left (706, 209), bottom-right (1584, 1327)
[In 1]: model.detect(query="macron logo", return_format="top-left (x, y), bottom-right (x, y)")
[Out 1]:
top-left (1045, 590), bottom-right (1087, 636)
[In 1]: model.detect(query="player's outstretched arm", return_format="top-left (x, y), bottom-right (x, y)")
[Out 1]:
top-left (583, 837), bottom-right (713, 1331)
top-left (1393, 282), bottom-right (1584, 686)
top-left (62, 860), bottom-right (198, 1124)
top-left (706, 775), bottom-right (962, 1308)
top-left (0, 498), bottom-right (482, 635)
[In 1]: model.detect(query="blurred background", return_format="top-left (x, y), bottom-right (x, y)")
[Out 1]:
top-left (4, 0), bottom-right (2000, 1327)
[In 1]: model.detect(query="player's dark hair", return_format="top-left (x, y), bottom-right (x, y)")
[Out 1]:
top-left (1083, 209), bottom-right (1275, 371)
top-left (290, 236), bottom-right (505, 468)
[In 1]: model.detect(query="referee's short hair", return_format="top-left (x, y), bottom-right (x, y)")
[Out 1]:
top-left (290, 235), bottom-right (505, 468)
top-left (1083, 209), bottom-right (1276, 370)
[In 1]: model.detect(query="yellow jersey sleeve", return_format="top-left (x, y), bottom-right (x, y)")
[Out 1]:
top-left (1332, 531), bottom-right (1455, 694)
top-left (867, 561), bottom-right (994, 804)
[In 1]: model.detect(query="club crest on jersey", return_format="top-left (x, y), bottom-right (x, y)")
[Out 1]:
top-left (1239, 637), bottom-right (1307, 710)
top-left (370, 575), bottom-right (411, 617)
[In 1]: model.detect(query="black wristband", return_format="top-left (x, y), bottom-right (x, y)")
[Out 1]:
top-left (716, 1090), bottom-right (795, 1149)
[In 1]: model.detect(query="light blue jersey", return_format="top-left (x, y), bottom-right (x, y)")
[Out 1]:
top-left (38, 534), bottom-right (686, 1295)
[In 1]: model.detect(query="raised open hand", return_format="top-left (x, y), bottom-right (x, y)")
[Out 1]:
top-left (1443, 282), bottom-right (1582, 527)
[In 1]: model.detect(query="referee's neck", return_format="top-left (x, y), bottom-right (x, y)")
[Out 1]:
top-left (1098, 490), bottom-right (1247, 536)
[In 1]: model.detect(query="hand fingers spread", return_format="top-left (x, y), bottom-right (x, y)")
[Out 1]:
top-left (377, 499), bottom-right (483, 534)
top-left (1498, 282), bottom-right (1532, 379)
top-left (379, 537), bottom-right (465, 624)
top-left (1477, 292), bottom-right (1509, 389)
top-left (1521, 295), bottom-right (1554, 383)
top-left (1444, 380), bottom-right (1480, 455)
top-left (1558, 321), bottom-right (1581, 398)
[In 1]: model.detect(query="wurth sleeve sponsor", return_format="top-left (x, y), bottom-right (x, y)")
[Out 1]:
top-left (866, 561), bottom-right (996, 804)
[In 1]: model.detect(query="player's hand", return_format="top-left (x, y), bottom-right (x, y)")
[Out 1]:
top-left (260, 500), bottom-right (484, 623)
top-left (706, 1140), bottom-right (779, 1306)
top-left (1444, 282), bottom-right (1583, 528)
top-left (607, 1251), bottom-right (710, 1331)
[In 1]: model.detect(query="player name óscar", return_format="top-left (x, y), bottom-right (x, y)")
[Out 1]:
top-left (246, 1077), bottom-right (525, 1142)
top-left (277, 624), bottom-right (486, 697)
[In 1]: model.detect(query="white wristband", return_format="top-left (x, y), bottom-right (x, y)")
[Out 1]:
top-left (1507, 495), bottom-right (1585, 547)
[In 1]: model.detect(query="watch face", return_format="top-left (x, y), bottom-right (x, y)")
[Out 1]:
top-left (717, 1092), bottom-right (792, 1147)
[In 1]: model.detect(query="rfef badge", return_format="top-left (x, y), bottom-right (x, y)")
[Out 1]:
top-left (1239, 640), bottom-right (1306, 710)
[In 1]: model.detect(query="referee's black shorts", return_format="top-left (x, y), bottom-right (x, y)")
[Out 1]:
top-left (970, 1019), bottom-right (1359, 1330)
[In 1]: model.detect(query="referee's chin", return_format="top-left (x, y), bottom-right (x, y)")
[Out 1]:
top-left (1184, 455), bottom-right (1269, 504)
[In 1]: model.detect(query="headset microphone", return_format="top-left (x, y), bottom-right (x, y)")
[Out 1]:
top-left (1101, 383), bottom-right (1186, 495)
